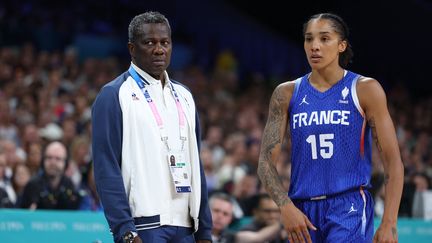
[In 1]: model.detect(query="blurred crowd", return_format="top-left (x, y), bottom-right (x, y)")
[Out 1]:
top-left (0, 44), bottom-right (431, 223)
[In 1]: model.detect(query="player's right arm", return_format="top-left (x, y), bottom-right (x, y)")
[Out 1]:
top-left (257, 82), bottom-right (316, 243)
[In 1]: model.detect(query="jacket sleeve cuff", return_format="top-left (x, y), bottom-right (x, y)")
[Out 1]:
top-left (193, 228), bottom-right (212, 241)
top-left (113, 222), bottom-right (136, 242)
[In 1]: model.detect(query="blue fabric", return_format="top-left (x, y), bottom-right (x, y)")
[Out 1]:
top-left (293, 189), bottom-right (374, 242)
top-left (288, 71), bottom-right (372, 199)
top-left (92, 71), bottom-right (135, 242)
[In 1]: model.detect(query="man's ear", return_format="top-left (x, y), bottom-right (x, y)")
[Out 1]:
top-left (128, 42), bottom-right (135, 58)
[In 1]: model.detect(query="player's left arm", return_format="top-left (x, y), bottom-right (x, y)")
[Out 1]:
top-left (358, 77), bottom-right (404, 243)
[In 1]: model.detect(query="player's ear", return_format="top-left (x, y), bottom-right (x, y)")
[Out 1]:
top-left (338, 40), bottom-right (347, 53)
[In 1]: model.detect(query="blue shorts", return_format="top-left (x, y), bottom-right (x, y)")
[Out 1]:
top-left (293, 188), bottom-right (374, 243)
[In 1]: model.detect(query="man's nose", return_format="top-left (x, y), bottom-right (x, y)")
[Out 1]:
top-left (154, 43), bottom-right (164, 54)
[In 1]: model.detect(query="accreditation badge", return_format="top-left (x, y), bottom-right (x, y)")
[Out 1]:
top-left (167, 151), bottom-right (191, 193)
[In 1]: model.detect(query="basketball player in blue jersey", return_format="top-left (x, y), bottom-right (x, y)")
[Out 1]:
top-left (258, 13), bottom-right (404, 243)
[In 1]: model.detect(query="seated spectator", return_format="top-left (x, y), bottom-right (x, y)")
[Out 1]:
top-left (11, 163), bottom-right (31, 207)
top-left (78, 163), bottom-right (102, 211)
top-left (211, 192), bottom-right (237, 243)
top-left (412, 172), bottom-right (431, 192)
top-left (210, 192), bottom-right (282, 243)
top-left (232, 172), bottom-right (259, 216)
top-left (0, 187), bottom-right (14, 208)
top-left (239, 193), bottom-right (287, 243)
top-left (0, 153), bottom-right (16, 205)
top-left (20, 141), bottom-right (81, 210)
top-left (25, 142), bottom-right (43, 176)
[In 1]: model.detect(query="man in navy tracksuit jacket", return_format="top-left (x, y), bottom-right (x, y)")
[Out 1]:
top-left (91, 11), bottom-right (212, 243)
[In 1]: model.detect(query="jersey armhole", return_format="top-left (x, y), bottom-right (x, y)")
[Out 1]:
top-left (288, 77), bottom-right (303, 114)
top-left (351, 75), bottom-right (365, 117)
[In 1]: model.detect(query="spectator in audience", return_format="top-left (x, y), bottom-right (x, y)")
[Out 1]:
top-left (239, 193), bottom-right (287, 243)
top-left (0, 187), bottom-right (14, 208)
top-left (20, 141), bottom-right (81, 209)
top-left (201, 146), bottom-right (218, 195)
top-left (11, 163), bottom-right (31, 206)
top-left (202, 125), bottom-right (226, 170)
top-left (78, 163), bottom-right (102, 211)
top-left (25, 142), bottom-right (42, 176)
top-left (65, 136), bottom-right (91, 188)
top-left (1, 138), bottom-right (25, 168)
top-left (0, 98), bottom-right (20, 145)
top-left (210, 192), bottom-right (283, 243)
top-left (0, 152), bottom-right (16, 205)
top-left (232, 173), bottom-right (259, 216)
top-left (411, 172), bottom-right (431, 192)
top-left (216, 132), bottom-right (248, 193)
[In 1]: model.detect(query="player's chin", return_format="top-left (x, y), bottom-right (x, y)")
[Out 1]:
top-left (308, 59), bottom-right (322, 66)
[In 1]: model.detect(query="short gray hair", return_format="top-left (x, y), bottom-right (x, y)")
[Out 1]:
top-left (128, 11), bottom-right (171, 43)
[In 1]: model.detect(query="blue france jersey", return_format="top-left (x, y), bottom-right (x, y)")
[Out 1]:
top-left (288, 71), bottom-right (372, 199)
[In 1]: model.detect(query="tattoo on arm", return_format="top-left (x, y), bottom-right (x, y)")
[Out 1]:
top-left (258, 88), bottom-right (291, 207)
top-left (369, 117), bottom-right (383, 152)
top-left (384, 173), bottom-right (390, 185)
top-left (391, 227), bottom-right (397, 239)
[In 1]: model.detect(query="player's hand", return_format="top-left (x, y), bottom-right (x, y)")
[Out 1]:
top-left (280, 202), bottom-right (316, 243)
top-left (373, 222), bottom-right (398, 243)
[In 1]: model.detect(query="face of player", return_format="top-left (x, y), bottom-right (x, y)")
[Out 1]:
top-left (210, 198), bottom-right (234, 233)
top-left (304, 19), bottom-right (347, 70)
top-left (129, 23), bottom-right (172, 80)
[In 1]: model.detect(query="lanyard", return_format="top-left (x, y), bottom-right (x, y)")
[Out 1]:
top-left (128, 66), bottom-right (187, 151)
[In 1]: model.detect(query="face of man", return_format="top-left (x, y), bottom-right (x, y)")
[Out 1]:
top-left (128, 23), bottom-right (172, 80)
top-left (43, 142), bottom-right (67, 179)
top-left (211, 198), bottom-right (234, 233)
top-left (254, 198), bottom-right (280, 226)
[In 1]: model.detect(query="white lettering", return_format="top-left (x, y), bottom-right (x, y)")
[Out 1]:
top-left (300, 113), bottom-right (307, 128)
top-left (73, 223), bottom-right (106, 232)
top-left (293, 113), bottom-right (299, 129)
top-left (341, 110), bottom-right (350, 125)
top-left (292, 110), bottom-right (350, 129)
top-left (308, 111), bottom-right (319, 125)
top-left (31, 222), bottom-right (66, 231)
top-left (320, 110), bottom-right (330, 124)
top-left (0, 221), bottom-right (24, 231)
top-left (331, 110), bottom-right (341, 124)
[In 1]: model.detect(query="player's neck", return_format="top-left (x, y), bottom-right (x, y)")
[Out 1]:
top-left (310, 67), bottom-right (345, 86)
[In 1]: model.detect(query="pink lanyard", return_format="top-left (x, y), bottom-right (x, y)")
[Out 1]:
top-left (129, 66), bottom-right (187, 151)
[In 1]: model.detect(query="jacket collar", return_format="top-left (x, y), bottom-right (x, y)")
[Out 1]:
top-left (130, 62), bottom-right (170, 87)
